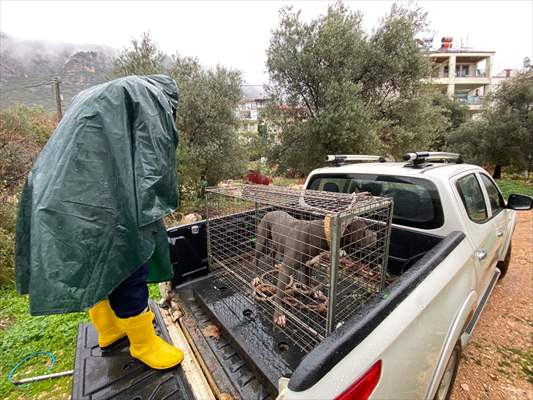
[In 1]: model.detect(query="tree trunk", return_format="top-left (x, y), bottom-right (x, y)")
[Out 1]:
top-left (493, 165), bottom-right (502, 179)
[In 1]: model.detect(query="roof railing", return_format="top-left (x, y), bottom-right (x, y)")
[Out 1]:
top-left (326, 155), bottom-right (392, 166)
top-left (403, 152), bottom-right (463, 168)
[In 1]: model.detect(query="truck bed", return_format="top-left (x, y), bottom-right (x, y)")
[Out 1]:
top-left (166, 221), bottom-right (456, 397)
top-left (72, 220), bottom-right (464, 399)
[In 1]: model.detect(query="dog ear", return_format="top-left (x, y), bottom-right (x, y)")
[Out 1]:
top-left (340, 219), bottom-right (350, 235)
top-left (340, 217), bottom-right (361, 235)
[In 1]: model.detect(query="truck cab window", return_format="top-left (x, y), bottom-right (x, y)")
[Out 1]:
top-left (456, 174), bottom-right (488, 223)
top-left (308, 174), bottom-right (444, 229)
top-left (479, 174), bottom-right (505, 216)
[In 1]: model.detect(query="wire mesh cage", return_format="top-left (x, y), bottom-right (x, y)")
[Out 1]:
top-left (206, 183), bottom-right (393, 352)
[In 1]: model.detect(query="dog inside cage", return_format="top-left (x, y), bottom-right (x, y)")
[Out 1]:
top-left (206, 184), bottom-right (393, 352)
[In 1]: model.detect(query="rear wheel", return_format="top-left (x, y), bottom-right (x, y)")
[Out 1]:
top-left (434, 343), bottom-right (461, 400)
top-left (497, 243), bottom-right (512, 280)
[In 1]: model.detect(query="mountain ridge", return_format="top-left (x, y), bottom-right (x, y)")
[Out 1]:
top-left (0, 32), bottom-right (115, 111)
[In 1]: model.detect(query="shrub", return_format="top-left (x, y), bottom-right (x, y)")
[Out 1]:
top-left (0, 199), bottom-right (17, 285)
top-left (0, 105), bottom-right (54, 194)
top-left (0, 105), bottom-right (54, 285)
top-left (0, 104), bottom-right (54, 147)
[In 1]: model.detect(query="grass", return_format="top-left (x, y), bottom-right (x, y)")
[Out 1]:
top-left (0, 284), bottom-right (85, 399)
top-left (503, 345), bottom-right (533, 385)
top-left (0, 283), bottom-right (162, 399)
top-left (272, 176), bottom-right (303, 187)
top-left (496, 178), bottom-right (533, 198)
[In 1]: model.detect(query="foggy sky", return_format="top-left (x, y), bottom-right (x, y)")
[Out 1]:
top-left (1, 0), bottom-right (531, 83)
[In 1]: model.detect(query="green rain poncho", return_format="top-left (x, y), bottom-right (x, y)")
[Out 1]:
top-left (15, 75), bottom-right (179, 315)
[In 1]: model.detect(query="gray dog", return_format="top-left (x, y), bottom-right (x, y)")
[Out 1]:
top-left (254, 210), bottom-right (376, 327)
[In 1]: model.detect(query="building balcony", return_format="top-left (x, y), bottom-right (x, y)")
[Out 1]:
top-left (428, 76), bottom-right (490, 86)
top-left (454, 95), bottom-right (485, 111)
top-left (432, 69), bottom-right (487, 78)
top-left (455, 95), bottom-right (483, 105)
top-left (238, 109), bottom-right (261, 120)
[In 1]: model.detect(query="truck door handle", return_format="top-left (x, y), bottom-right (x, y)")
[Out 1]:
top-left (496, 229), bottom-right (504, 237)
top-left (475, 250), bottom-right (487, 261)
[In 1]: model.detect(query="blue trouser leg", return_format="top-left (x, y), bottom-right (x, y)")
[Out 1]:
top-left (108, 263), bottom-right (149, 318)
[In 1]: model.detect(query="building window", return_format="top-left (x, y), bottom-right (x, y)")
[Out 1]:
top-left (455, 65), bottom-right (470, 77)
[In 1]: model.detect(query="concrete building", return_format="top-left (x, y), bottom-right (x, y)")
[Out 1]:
top-left (492, 68), bottom-right (522, 87)
top-left (423, 37), bottom-right (497, 116)
top-left (426, 42), bottom-right (494, 115)
top-left (238, 85), bottom-right (268, 132)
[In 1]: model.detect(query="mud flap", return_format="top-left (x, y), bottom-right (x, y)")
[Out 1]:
top-left (72, 300), bottom-right (192, 400)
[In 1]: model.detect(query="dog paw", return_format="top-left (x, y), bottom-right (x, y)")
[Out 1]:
top-left (274, 313), bottom-right (287, 327)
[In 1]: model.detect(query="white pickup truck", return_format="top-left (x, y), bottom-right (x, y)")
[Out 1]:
top-left (72, 152), bottom-right (532, 400)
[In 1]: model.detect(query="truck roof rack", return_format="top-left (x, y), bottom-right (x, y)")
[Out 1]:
top-left (327, 154), bottom-right (392, 167)
top-left (403, 152), bottom-right (463, 169)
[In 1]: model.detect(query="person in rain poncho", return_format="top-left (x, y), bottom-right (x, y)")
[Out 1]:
top-left (16, 75), bottom-right (184, 369)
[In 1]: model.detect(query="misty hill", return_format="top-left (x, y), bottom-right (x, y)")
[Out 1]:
top-left (0, 33), bottom-right (116, 112)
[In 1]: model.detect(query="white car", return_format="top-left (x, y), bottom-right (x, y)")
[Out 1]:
top-left (73, 152), bottom-right (532, 400)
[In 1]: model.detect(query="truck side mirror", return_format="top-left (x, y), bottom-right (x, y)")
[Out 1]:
top-left (507, 193), bottom-right (533, 210)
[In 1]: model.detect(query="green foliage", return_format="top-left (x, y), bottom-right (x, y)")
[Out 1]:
top-left (0, 284), bottom-right (87, 399)
top-left (497, 179), bottom-right (533, 198)
top-left (0, 106), bottom-right (54, 285)
top-left (430, 92), bottom-right (468, 150)
top-left (171, 56), bottom-right (247, 200)
top-left (0, 105), bottom-right (53, 147)
top-left (448, 73), bottom-right (533, 174)
top-left (265, 2), bottom-right (446, 173)
top-left (148, 283), bottom-right (162, 300)
top-left (0, 282), bottom-right (164, 399)
top-left (240, 125), bottom-right (269, 162)
top-left (113, 32), bottom-right (166, 77)
top-left (0, 200), bottom-right (17, 285)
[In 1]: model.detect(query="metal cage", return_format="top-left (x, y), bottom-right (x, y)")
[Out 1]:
top-left (206, 183), bottom-right (393, 352)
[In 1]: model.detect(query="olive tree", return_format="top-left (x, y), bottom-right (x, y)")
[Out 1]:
top-left (171, 56), bottom-right (246, 199)
top-left (265, 2), bottom-right (448, 173)
top-left (448, 73), bottom-right (533, 178)
top-left (113, 32), bottom-right (165, 77)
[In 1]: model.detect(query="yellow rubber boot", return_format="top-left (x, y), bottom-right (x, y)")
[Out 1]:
top-left (118, 310), bottom-right (184, 370)
top-left (88, 300), bottom-right (127, 350)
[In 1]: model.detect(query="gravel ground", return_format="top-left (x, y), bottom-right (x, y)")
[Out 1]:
top-left (451, 210), bottom-right (533, 400)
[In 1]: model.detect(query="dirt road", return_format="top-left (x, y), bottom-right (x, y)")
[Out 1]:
top-left (451, 210), bottom-right (532, 400)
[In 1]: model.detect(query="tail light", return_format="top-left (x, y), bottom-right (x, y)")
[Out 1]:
top-left (335, 360), bottom-right (382, 400)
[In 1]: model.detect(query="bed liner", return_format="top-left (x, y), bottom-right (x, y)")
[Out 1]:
top-left (172, 275), bottom-right (305, 399)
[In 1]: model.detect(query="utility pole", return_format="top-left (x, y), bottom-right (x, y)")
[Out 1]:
top-left (53, 77), bottom-right (63, 122)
